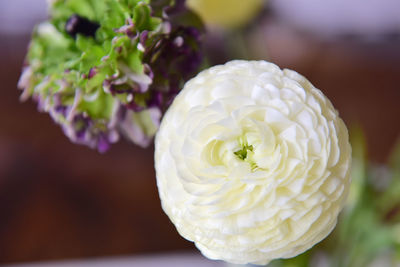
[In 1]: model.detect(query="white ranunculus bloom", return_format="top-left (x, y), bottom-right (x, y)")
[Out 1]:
top-left (155, 60), bottom-right (351, 265)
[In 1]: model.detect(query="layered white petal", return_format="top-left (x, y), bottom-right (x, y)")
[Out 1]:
top-left (155, 60), bottom-right (352, 265)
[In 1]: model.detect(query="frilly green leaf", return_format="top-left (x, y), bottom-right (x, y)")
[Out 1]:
top-left (19, 0), bottom-right (203, 152)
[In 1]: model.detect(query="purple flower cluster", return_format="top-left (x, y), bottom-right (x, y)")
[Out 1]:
top-left (18, 0), bottom-right (203, 152)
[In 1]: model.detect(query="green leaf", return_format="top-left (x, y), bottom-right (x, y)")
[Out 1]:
top-left (126, 49), bottom-right (144, 73)
top-left (90, 0), bottom-right (108, 20)
top-left (134, 2), bottom-right (161, 31)
top-left (66, 0), bottom-right (96, 20)
top-left (79, 91), bottom-right (115, 119)
top-left (346, 125), bottom-right (368, 210)
top-left (131, 109), bottom-right (158, 137)
top-left (76, 36), bottom-right (105, 73)
top-left (102, 0), bottom-right (128, 29)
top-left (86, 71), bottom-right (106, 91)
top-left (76, 34), bottom-right (95, 51)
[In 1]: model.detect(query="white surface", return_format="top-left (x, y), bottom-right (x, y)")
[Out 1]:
top-left (2, 0), bottom-right (400, 37)
top-left (270, 0), bottom-right (400, 37)
top-left (2, 252), bottom-right (227, 267)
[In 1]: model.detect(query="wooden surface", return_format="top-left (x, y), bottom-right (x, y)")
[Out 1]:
top-left (0, 30), bottom-right (399, 264)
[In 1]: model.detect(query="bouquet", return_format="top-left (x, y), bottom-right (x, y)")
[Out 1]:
top-left (19, 1), bottom-right (400, 266)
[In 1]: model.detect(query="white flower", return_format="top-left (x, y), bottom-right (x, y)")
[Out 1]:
top-left (154, 60), bottom-right (351, 265)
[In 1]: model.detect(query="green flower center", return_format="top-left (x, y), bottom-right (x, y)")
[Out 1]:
top-left (234, 144), bottom-right (253, 160)
top-left (234, 136), bottom-right (258, 171)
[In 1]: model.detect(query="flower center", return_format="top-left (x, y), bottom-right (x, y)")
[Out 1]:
top-left (234, 144), bottom-right (253, 160)
top-left (234, 135), bottom-right (259, 171)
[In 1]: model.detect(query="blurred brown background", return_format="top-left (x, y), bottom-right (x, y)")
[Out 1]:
top-left (0, 34), bottom-right (192, 261)
top-left (0, 0), bottom-right (400, 264)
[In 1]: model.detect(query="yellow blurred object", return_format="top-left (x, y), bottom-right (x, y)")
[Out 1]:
top-left (186, 0), bottom-right (264, 29)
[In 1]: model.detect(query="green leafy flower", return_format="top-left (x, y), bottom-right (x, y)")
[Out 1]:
top-left (19, 0), bottom-right (203, 152)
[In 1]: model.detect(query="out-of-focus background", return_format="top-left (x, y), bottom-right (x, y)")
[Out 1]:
top-left (0, 0), bottom-right (399, 266)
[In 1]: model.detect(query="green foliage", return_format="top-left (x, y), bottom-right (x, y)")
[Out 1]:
top-left (20, 0), bottom-right (203, 152)
top-left (25, 0), bottom-right (167, 119)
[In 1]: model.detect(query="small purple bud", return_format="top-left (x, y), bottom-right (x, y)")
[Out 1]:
top-left (97, 134), bottom-right (110, 153)
top-left (140, 31), bottom-right (149, 46)
top-left (88, 68), bottom-right (97, 79)
top-left (173, 36), bottom-right (184, 47)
